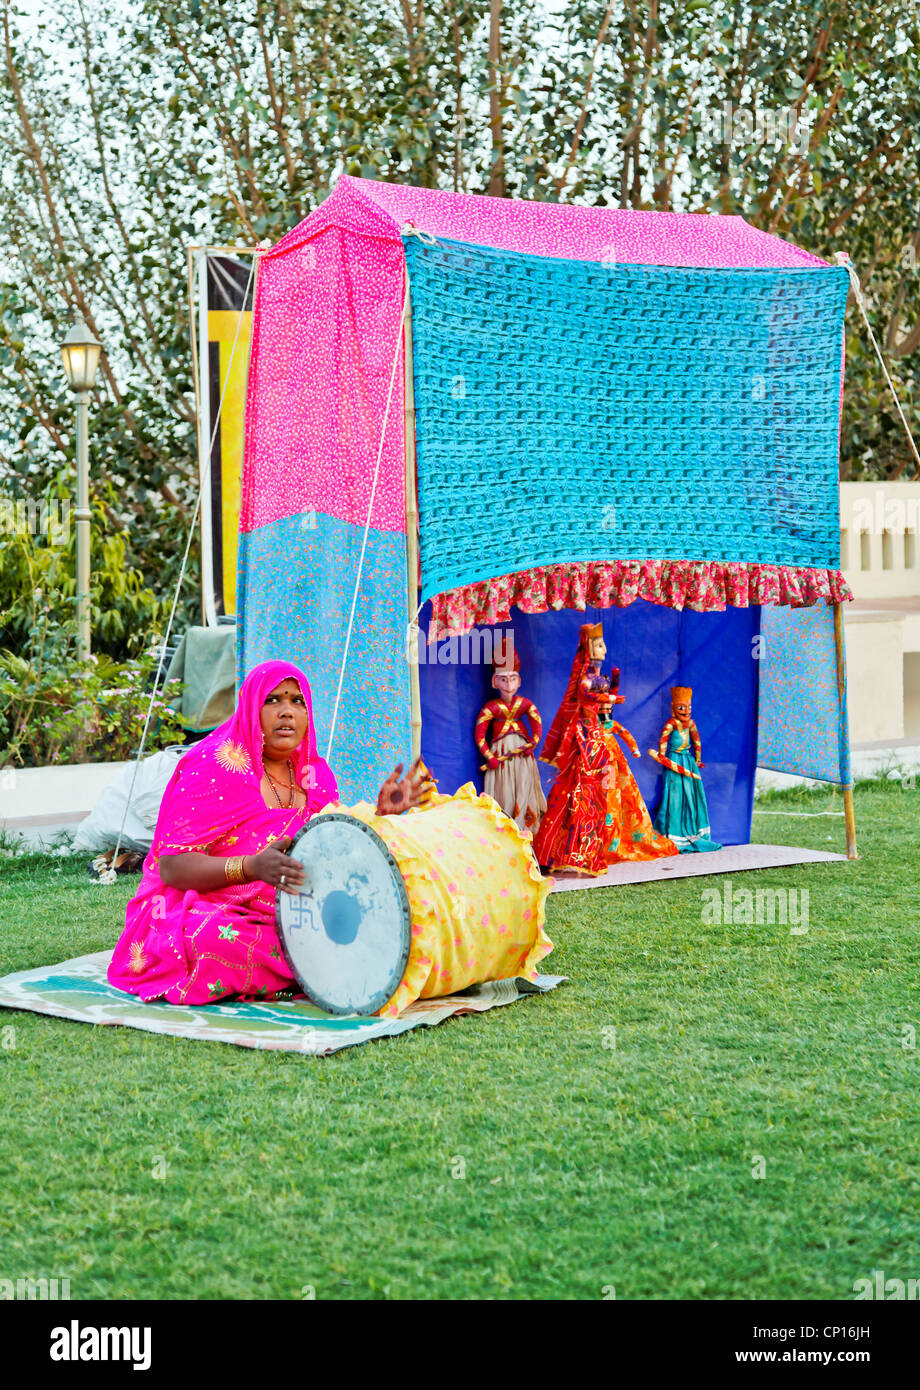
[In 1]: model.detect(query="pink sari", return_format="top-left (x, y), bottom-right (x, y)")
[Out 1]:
top-left (108, 661), bottom-right (338, 1004)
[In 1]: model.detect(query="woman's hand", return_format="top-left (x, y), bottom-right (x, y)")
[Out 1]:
top-left (376, 759), bottom-right (426, 816)
top-left (248, 837), bottom-right (304, 895)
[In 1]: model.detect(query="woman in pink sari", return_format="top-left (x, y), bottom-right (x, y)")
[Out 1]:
top-left (108, 659), bottom-right (420, 1005)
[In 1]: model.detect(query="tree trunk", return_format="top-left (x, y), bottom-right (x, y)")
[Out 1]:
top-left (486, 0), bottom-right (505, 197)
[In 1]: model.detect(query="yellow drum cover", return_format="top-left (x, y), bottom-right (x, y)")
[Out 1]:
top-left (331, 783), bottom-right (553, 1016)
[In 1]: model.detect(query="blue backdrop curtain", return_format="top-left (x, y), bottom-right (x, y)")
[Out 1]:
top-left (419, 601), bottom-right (760, 846)
top-left (237, 511), bottom-right (412, 804)
top-left (757, 603), bottom-right (850, 784)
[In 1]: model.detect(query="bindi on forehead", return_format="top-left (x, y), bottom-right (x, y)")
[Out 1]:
top-left (266, 680), bottom-right (303, 699)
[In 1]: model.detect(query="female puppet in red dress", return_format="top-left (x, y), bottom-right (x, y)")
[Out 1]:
top-left (531, 623), bottom-right (678, 876)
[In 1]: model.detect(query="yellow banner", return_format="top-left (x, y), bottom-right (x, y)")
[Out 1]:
top-left (207, 308), bottom-right (252, 616)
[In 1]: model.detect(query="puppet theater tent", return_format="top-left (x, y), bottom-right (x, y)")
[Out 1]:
top-left (237, 176), bottom-right (855, 869)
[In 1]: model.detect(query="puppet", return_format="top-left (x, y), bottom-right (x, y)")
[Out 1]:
top-left (650, 686), bottom-right (721, 852)
top-left (474, 648), bottom-right (546, 834)
top-left (532, 623), bottom-right (677, 875)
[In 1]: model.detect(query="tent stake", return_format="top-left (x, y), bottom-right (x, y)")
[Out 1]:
top-left (403, 282), bottom-right (422, 762)
top-left (832, 602), bottom-right (858, 860)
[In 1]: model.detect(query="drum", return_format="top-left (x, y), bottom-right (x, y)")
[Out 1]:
top-left (276, 812), bottom-right (412, 1015)
top-left (276, 785), bottom-right (553, 1017)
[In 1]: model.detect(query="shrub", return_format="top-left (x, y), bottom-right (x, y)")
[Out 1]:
top-left (0, 488), bottom-right (186, 766)
top-left (0, 486), bottom-right (169, 662)
top-left (0, 644), bottom-right (185, 768)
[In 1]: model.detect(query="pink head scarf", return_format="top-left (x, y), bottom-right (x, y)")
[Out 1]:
top-left (110, 662), bottom-right (338, 1002)
top-left (148, 659), bottom-right (338, 859)
top-left (202, 659), bottom-right (336, 802)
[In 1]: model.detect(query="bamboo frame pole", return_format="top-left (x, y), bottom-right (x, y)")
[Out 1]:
top-left (403, 281), bottom-right (422, 762)
top-left (833, 601), bottom-right (858, 859)
top-left (187, 244), bottom-right (260, 256)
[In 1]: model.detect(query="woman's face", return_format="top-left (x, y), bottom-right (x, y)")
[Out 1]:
top-left (589, 636), bottom-right (606, 662)
top-left (260, 678), bottom-right (309, 760)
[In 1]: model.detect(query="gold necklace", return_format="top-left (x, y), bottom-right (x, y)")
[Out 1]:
top-left (264, 759), bottom-right (295, 809)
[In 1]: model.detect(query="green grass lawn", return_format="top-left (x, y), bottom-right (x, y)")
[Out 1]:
top-left (0, 782), bottom-right (918, 1300)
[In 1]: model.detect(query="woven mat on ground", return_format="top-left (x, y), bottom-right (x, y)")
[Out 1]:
top-left (0, 951), bottom-right (566, 1055)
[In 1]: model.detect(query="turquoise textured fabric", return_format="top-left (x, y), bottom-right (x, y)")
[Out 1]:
top-left (404, 235), bottom-right (849, 602)
top-left (756, 603), bottom-right (850, 785)
top-left (237, 511), bottom-right (413, 803)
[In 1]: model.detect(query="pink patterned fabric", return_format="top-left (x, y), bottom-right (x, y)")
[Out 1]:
top-left (108, 661), bottom-right (338, 1005)
top-left (426, 561), bottom-right (854, 640)
top-left (271, 176), bottom-right (828, 267)
top-left (241, 218), bottom-right (408, 535)
top-left (242, 176), bottom-right (829, 536)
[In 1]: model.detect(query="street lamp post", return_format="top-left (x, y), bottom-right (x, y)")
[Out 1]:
top-left (60, 318), bottom-right (102, 660)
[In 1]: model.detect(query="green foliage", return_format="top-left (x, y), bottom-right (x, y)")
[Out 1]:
top-left (0, 641), bottom-right (184, 769)
top-left (0, 0), bottom-right (916, 610)
top-left (0, 482), bottom-right (169, 661)
top-left (0, 501), bottom-right (183, 765)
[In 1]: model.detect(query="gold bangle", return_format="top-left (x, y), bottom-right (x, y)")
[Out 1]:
top-left (224, 855), bottom-right (246, 885)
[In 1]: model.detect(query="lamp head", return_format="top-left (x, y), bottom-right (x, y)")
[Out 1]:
top-left (61, 319), bottom-right (102, 393)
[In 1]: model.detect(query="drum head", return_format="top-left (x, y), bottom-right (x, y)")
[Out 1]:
top-left (276, 813), bottom-right (411, 1016)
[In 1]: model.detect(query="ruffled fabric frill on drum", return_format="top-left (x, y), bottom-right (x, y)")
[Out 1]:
top-left (331, 783), bottom-right (553, 1017)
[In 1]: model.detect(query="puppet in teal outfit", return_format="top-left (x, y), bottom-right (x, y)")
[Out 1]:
top-left (650, 686), bottom-right (721, 853)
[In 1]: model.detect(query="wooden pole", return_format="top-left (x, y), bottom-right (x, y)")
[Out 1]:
top-left (832, 602), bottom-right (858, 859)
top-left (403, 281), bottom-right (422, 762)
top-left (74, 392), bottom-right (91, 659)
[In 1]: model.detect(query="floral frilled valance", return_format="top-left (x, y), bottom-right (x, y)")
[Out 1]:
top-left (427, 560), bottom-right (853, 640)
